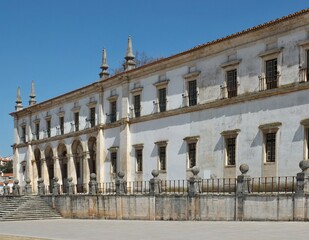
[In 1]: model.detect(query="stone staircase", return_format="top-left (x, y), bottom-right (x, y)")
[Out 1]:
top-left (0, 195), bottom-right (62, 221)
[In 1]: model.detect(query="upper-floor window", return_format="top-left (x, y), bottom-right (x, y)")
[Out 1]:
top-left (188, 80), bottom-right (197, 106)
top-left (21, 126), bottom-right (26, 143)
top-left (59, 116), bottom-right (64, 135)
top-left (298, 40), bottom-right (309, 83)
top-left (110, 101), bottom-right (117, 123)
top-left (74, 112), bottom-right (79, 131)
top-left (226, 69), bottom-right (238, 98)
top-left (265, 59), bottom-right (278, 89)
top-left (133, 94), bottom-right (141, 118)
top-left (46, 119), bottom-right (51, 138)
top-left (258, 47), bottom-right (281, 91)
top-left (158, 88), bottom-right (167, 112)
top-left (300, 119), bottom-right (309, 160)
top-left (35, 122), bottom-right (40, 140)
top-left (90, 107), bottom-right (95, 128)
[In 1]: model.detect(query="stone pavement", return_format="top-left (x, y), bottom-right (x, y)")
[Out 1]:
top-left (0, 219), bottom-right (308, 240)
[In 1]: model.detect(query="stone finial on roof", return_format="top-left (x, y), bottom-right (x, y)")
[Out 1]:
top-left (124, 35), bottom-right (136, 71)
top-left (99, 48), bottom-right (110, 79)
top-left (15, 86), bottom-right (23, 111)
top-left (29, 80), bottom-right (36, 106)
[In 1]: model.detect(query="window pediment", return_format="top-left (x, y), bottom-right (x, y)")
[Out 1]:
top-left (220, 59), bottom-right (241, 69)
top-left (71, 106), bottom-right (81, 113)
top-left (154, 140), bottom-right (168, 146)
top-left (130, 86), bottom-right (143, 95)
top-left (259, 122), bottom-right (282, 132)
top-left (107, 95), bottom-right (118, 102)
top-left (301, 118), bottom-right (309, 126)
top-left (183, 136), bottom-right (199, 143)
top-left (153, 80), bottom-right (169, 88)
top-left (183, 71), bottom-right (201, 81)
top-left (221, 129), bottom-right (240, 137)
top-left (258, 48), bottom-right (283, 59)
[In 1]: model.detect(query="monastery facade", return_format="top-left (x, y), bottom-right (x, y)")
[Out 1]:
top-left (10, 9), bottom-right (309, 193)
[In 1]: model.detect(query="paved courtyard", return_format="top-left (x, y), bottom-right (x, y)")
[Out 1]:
top-left (0, 219), bottom-right (308, 240)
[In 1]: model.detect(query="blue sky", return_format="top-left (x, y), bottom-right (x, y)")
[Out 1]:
top-left (0, 0), bottom-right (308, 157)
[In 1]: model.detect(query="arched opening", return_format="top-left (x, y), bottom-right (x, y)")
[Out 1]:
top-left (57, 143), bottom-right (68, 193)
top-left (88, 137), bottom-right (97, 175)
top-left (72, 140), bottom-right (83, 193)
top-left (34, 148), bottom-right (41, 179)
top-left (45, 146), bottom-right (54, 193)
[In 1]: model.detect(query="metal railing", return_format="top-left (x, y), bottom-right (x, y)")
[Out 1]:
top-left (299, 67), bottom-right (309, 83)
top-left (38, 176), bottom-right (297, 196)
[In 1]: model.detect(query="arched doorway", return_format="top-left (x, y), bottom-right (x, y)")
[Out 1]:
top-left (88, 137), bottom-right (97, 175)
top-left (72, 140), bottom-right (83, 193)
top-left (45, 146), bottom-right (54, 193)
top-left (57, 143), bottom-right (68, 193)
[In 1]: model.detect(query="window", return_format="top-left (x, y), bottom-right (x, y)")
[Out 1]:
top-left (226, 137), bottom-right (236, 166)
top-left (134, 94), bottom-right (141, 118)
top-left (158, 88), bottom-right (166, 112)
top-left (265, 133), bottom-right (276, 162)
top-left (111, 152), bottom-right (117, 173)
top-left (188, 80), bottom-right (197, 106)
top-left (188, 143), bottom-right (196, 168)
top-left (46, 119), bottom-right (51, 138)
top-left (74, 112), bottom-right (79, 131)
top-left (136, 149), bottom-right (143, 172)
top-left (259, 122), bottom-right (281, 164)
top-left (300, 119), bottom-right (309, 159)
top-left (226, 69), bottom-right (237, 98)
top-left (35, 123), bottom-right (40, 140)
top-left (90, 107), bottom-right (95, 128)
top-left (158, 146), bottom-right (166, 171)
top-left (21, 126), bottom-right (26, 143)
top-left (59, 116), bottom-right (64, 135)
top-left (265, 59), bottom-right (278, 89)
top-left (110, 101), bottom-right (117, 123)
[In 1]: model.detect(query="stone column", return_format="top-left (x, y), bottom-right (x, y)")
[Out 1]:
top-left (236, 164), bottom-right (251, 195)
top-left (54, 154), bottom-right (62, 190)
top-left (188, 166), bottom-right (201, 197)
top-left (83, 151), bottom-right (90, 193)
top-left (149, 170), bottom-right (161, 195)
top-left (41, 153), bottom-right (49, 193)
top-left (296, 159), bottom-right (309, 195)
top-left (26, 145), bottom-right (33, 191)
top-left (116, 171), bottom-right (126, 195)
top-left (236, 164), bottom-right (251, 221)
top-left (67, 146), bottom-right (77, 191)
top-left (13, 147), bottom-right (20, 185)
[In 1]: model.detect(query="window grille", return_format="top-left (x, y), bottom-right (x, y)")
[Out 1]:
top-left (159, 146), bottom-right (166, 171)
top-left (227, 69), bottom-right (237, 98)
top-left (226, 137), bottom-right (236, 165)
top-left (35, 123), bottom-right (40, 140)
top-left (134, 95), bottom-right (141, 118)
top-left (110, 101), bottom-right (117, 123)
top-left (90, 107), bottom-right (95, 127)
top-left (136, 149), bottom-right (143, 172)
top-left (60, 117), bottom-right (64, 135)
top-left (266, 59), bottom-right (278, 89)
top-left (188, 142), bottom-right (196, 168)
top-left (46, 120), bottom-right (51, 138)
top-left (266, 133), bottom-right (276, 162)
top-left (188, 80), bottom-right (197, 106)
top-left (111, 152), bottom-right (117, 173)
top-left (158, 88), bottom-right (166, 112)
top-left (74, 112), bottom-right (79, 131)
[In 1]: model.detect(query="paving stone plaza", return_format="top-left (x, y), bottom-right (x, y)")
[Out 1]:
top-left (0, 219), bottom-right (308, 240)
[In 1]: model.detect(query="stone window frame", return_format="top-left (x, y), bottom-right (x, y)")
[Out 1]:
top-left (182, 67), bottom-right (201, 107)
top-left (258, 48), bottom-right (283, 91)
top-left (130, 86), bottom-right (143, 118)
top-left (221, 129), bottom-right (240, 167)
top-left (259, 122), bottom-right (282, 164)
top-left (86, 98), bottom-right (97, 128)
top-left (19, 122), bottom-right (27, 143)
top-left (33, 118), bottom-right (40, 140)
top-left (220, 59), bottom-right (241, 99)
top-left (183, 136), bottom-right (199, 169)
top-left (153, 76), bottom-right (169, 113)
top-left (298, 40), bottom-right (309, 83)
top-left (45, 116), bottom-right (52, 138)
top-left (71, 104), bottom-right (81, 132)
top-left (155, 140), bottom-right (168, 172)
top-left (107, 94), bottom-right (118, 123)
top-left (108, 146), bottom-right (119, 174)
top-left (133, 144), bottom-right (144, 173)
top-left (57, 108), bottom-right (65, 135)
top-left (301, 119), bottom-right (309, 160)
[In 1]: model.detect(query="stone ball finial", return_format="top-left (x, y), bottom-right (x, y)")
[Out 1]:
top-left (53, 177), bottom-right (59, 182)
top-left (14, 179), bottom-right (19, 184)
top-left (191, 166), bottom-right (200, 176)
top-left (90, 173), bottom-right (96, 180)
top-left (299, 159), bottom-right (309, 172)
top-left (117, 171), bottom-right (125, 179)
top-left (38, 178), bottom-right (43, 183)
top-left (239, 164), bottom-right (249, 174)
top-left (4, 180), bottom-right (9, 185)
top-left (25, 178), bottom-right (31, 184)
top-left (151, 169), bottom-right (159, 178)
top-left (67, 177), bottom-right (73, 182)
